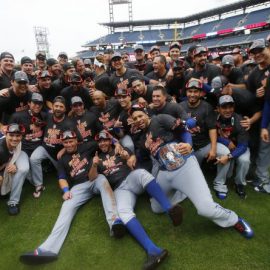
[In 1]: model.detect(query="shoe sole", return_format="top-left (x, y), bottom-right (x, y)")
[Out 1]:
top-left (168, 204), bottom-right (183, 226)
top-left (112, 223), bottom-right (126, 239)
top-left (144, 249), bottom-right (169, 270)
top-left (20, 254), bottom-right (57, 265)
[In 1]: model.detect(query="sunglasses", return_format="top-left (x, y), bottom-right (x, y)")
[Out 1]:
top-left (60, 130), bottom-right (77, 140)
top-left (6, 124), bottom-right (25, 134)
top-left (186, 80), bottom-right (203, 90)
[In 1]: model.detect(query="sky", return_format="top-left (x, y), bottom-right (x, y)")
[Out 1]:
top-left (0, 0), bottom-right (237, 61)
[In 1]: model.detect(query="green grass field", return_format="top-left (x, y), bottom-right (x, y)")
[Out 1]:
top-left (1, 171), bottom-right (270, 270)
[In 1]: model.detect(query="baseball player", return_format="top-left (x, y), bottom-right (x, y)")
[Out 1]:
top-left (130, 105), bottom-right (254, 239)
top-left (89, 130), bottom-right (183, 270)
top-left (20, 130), bottom-right (125, 265)
top-left (0, 123), bottom-right (29, 215)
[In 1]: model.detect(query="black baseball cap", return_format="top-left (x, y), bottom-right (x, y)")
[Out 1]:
top-left (53, 96), bottom-right (66, 106)
top-left (46, 58), bottom-right (58, 67)
top-left (36, 51), bottom-right (46, 60)
top-left (0, 52), bottom-right (14, 61)
top-left (169, 41), bottom-right (181, 50)
top-left (249, 39), bottom-right (269, 53)
top-left (21, 56), bottom-right (32, 65)
top-left (13, 71), bottom-right (29, 83)
top-left (37, 70), bottom-right (52, 79)
top-left (63, 62), bottom-right (75, 72)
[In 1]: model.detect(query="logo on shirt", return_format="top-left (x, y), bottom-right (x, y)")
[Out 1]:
top-left (102, 154), bottom-right (122, 176)
top-left (77, 120), bottom-right (92, 140)
top-left (69, 153), bottom-right (88, 177)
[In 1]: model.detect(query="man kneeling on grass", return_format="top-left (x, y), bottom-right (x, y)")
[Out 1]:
top-left (20, 130), bottom-right (125, 265)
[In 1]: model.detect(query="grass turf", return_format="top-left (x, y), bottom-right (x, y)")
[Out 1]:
top-left (0, 171), bottom-right (270, 270)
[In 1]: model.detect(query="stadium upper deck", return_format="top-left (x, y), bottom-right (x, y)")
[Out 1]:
top-left (77, 0), bottom-right (270, 58)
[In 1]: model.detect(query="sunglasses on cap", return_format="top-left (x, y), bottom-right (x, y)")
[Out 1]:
top-left (6, 123), bottom-right (25, 134)
top-left (95, 130), bottom-right (112, 141)
top-left (31, 116), bottom-right (46, 127)
top-left (60, 130), bottom-right (77, 140)
top-left (129, 103), bottom-right (148, 116)
top-left (185, 79), bottom-right (203, 90)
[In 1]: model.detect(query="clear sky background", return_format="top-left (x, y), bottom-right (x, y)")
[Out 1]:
top-left (0, 0), bottom-right (237, 61)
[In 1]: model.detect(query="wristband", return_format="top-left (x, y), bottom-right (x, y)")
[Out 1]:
top-left (227, 153), bottom-right (233, 160)
top-left (62, 186), bottom-right (69, 193)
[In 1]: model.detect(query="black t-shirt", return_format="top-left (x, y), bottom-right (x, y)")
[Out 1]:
top-left (90, 99), bottom-right (122, 131)
top-left (52, 77), bottom-right (70, 96)
top-left (216, 113), bottom-right (249, 145)
top-left (9, 110), bottom-right (46, 156)
top-left (145, 114), bottom-right (185, 156)
top-left (180, 100), bottom-right (215, 150)
top-left (70, 111), bottom-right (101, 142)
top-left (95, 72), bottom-right (114, 97)
top-left (97, 147), bottom-right (131, 190)
top-left (247, 65), bottom-right (270, 113)
top-left (42, 114), bottom-right (77, 159)
top-left (0, 89), bottom-right (31, 124)
top-left (126, 61), bottom-right (153, 75)
top-left (0, 70), bottom-right (14, 90)
top-left (186, 63), bottom-right (221, 85)
top-left (60, 86), bottom-right (93, 111)
top-left (109, 68), bottom-right (142, 91)
top-left (146, 70), bottom-right (168, 82)
top-left (227, 67), bottom-right (245, 84)
top-left (57, 142), bottom-right (97, 187)
top-left (149, 102), bottom-right (188, 120)
top-left (166, 76), bottom-right (186, 102)
top-left (0, 138), bottom-right (13, 171)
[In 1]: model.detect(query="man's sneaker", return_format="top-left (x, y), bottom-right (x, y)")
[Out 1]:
top-left (215, 191), bottom-right (227, 200)
top-left (168, 204), bottom-right (183, 226)
top-left (20, 248), bottom-right (58, 265)
top-left (111, 219), bottom-right (126, 239)
top-left (235, 184), bottom-right (247, 199)
top-left (143, 249), bottom-right (168, 270)
top-left (254, 184), bottom-right (268, 194)
top-left (234, 218), bottom-right (254, 239)
top-left (8, 204), bottom-right (20, 215)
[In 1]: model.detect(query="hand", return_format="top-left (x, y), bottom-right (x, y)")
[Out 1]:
top-left (256, 86), bottom-right (265, 98)
top-left (6, 164), bottom-right (17, 174)
top-left (206, 149), bottom-right (216, 162)
top-left (28, 85), bottom-right (38, 93)
top-left (127, 155), bottom-right (136, 170)
top-left (177, 143), bottom-right (192, 155)
top-left (221, 84), bottom-right (232, 95)
top-left (261, 128), bottom-right (269, 142)
top-left (240, 116), bottom-right (251, 130)
top-left (89, 88), bottom-right (96, 97)
top-left (92, 151), bottom-right (101, 167)
top-left (228, 141), bottom-right (236, 151)
top-left (0, 88), bottom-right (9, 97)
top-left (215, 155), bottom-right (230, 165)
top-left (63, 191), bottom-right (72, 200)
top-left (114, 118), bottom-right (123, 128)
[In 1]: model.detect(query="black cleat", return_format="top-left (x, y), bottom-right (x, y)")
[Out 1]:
top-left (20, 249), bottom-right (58, 265)
top-left (143, 249), bottom-right (168, 270)
top-left (8, 204), bottom-right (20, 215)
top-left (235, 184), bottom-right (247, 199)
top-left (168, 204), bottom-right (183, 226)
top-left (112, 219), bottom-right (126, 239)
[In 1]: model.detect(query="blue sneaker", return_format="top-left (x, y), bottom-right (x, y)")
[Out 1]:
top-left (234, 218), bottom-right (254, 239)
top-left (215, 191), bottom-right (227, 200)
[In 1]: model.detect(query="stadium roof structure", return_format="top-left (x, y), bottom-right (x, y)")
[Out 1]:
top-left (100, 0), bottom-right (270, 29)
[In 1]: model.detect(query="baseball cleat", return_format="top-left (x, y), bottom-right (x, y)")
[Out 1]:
top-left (143, 249), bottom-right (168, 270)
top-left (112, 219), bottom-right (126, 239)
top-left (20, 248), bottom-right (58, 265)
top-left (235, 184), bottom-right (247, 199)
top-left (234, 218), bottom-right (254, 239)
top-left (168, 204), bottom-right (183, 226)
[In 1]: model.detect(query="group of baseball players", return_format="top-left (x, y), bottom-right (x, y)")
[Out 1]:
top-left (0, 36), bottom-right (269, 269)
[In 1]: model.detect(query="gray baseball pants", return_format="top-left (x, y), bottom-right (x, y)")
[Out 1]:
top-left (8, 151), bottom-right (29, 205)
top-left (151, 155), bottom-right (238, 227)
top-left (114, 169), bottom-right (154, 224)
top-left (30, 146), bottom-right (58, 187)
top-left (38, 175), bottom-right (119, 254)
